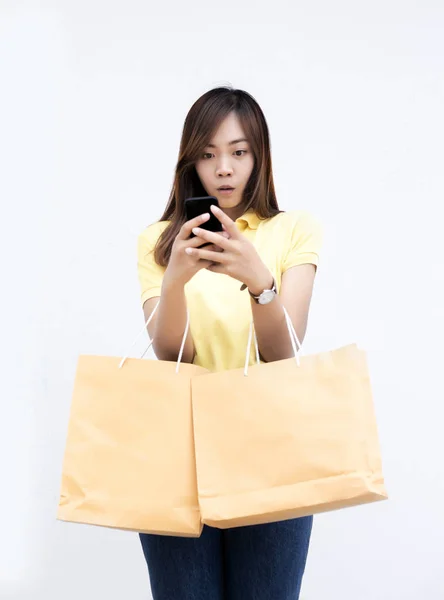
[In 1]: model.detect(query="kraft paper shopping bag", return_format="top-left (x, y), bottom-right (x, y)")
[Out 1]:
top-left (191, 308), bottom-right (387, 528)
top-left (57, 303), bottom-right (207, 537)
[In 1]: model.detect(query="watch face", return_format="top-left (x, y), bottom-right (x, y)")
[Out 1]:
top-left (258, 290), bottom-right (276, 305)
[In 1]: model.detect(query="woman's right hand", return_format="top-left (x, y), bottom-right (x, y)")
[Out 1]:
top-left (163, 213), bottom-right (227, 288)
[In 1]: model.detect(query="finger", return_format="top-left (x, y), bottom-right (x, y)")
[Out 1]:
top-left (196, 233), bottom-right (228, 248)
top-left (191, 256), bottom-right (214, 269)
top-left (197, 259), bottom-right (214, 269)
top-left (205, 243), bottom-right (225, 253)
top-left (183, 235), bottom-right (213, 249)
top-left (189, 240), bottom-right (224, 253)
top-left (207, 229), bottom-right (230, 239)
top-left (185, 247), bottom-right (228, 263)
top-left (177, 213), bottom-right (210, 240)
top-left (210, 205), bottom-right (239, 239)
top-left (183, 236), bottom-right (225, 252)
top-left (191, 229), bottom-right (230, 242)
top-left (181, 237), bottom-right (223, 256)
top-left (191, 227), bottom-right (231, 249)
top-left (206, 262), bottom-right (225, 274)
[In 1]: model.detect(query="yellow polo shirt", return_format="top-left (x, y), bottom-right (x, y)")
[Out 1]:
top-left (137, 209), bottom-right (323, 372)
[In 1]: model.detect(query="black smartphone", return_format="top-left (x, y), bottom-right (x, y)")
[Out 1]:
top-left (184, 196), bottom-right (223, 237)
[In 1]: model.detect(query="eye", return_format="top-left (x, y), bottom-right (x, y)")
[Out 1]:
top-left (201, 150), bottom-right (248, 160)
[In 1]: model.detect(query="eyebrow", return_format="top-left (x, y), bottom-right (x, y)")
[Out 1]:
top-left (205, 138), bottom-right (249, 148)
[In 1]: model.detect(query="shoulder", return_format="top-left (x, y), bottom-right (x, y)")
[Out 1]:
top-left (137, 220), bottom-right (170, 252)
top-left (274, 209), bottom-right (322, 230)
top-left (266, 210), bottom-right (324, 271)
top-left (266, 209), bottom-right (323, 240)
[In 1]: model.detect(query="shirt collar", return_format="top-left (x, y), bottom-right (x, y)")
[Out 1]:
top-left (235, 208), bottom-right (261, 230)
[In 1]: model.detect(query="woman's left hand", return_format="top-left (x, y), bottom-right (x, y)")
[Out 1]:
top-left (185, 204), bottom-right (274, 295)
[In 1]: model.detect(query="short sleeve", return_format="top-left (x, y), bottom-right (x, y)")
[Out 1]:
top-left (137, 222), bottom-right (168, 307)
top-left (281, 210), bottom-right (324, 272)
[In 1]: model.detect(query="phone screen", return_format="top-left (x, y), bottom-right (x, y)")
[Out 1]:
top-left (184, 196), bottom-right (223, 236)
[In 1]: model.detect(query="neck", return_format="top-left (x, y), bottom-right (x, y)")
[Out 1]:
top-left (222, 204), bottom-right (248, 222)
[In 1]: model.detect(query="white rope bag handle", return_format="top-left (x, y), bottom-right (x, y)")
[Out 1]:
top-left (118, 299), bottom-right (190, 374)
top-left (243, 305), bottom-right (303, 376)
top-left (119, 300), bottom-right (301, 376)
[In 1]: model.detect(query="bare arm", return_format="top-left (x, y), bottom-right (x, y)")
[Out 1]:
top-left (249, 264), bottom-right (317, 362)
top-left (187, 205), bottom-right (319, 363)
top-left (142, 279), bottom-right (194, 363)
top-left (141, 211), bottom-right (228, 363)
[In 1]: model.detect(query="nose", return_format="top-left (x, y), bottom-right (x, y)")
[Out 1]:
top-left (216, 157), bottom-right (234, 177)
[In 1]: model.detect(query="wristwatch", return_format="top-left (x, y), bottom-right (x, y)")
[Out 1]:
top-left (241, 278), bottom-right (277, 305)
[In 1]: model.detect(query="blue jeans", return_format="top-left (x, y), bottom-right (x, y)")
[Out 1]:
top-left (139, 516), bottom-right (313, 599)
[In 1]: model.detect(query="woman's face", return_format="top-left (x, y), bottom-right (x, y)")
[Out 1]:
top-left (195, 111), bottom-right (255, 211)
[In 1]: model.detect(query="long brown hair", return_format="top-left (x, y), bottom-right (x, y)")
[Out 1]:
top-left (154, 86), bottom-right (281, 266)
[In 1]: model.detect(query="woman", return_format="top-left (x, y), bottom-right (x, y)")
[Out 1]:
top-left (136, 86), bottom-right (323, 599)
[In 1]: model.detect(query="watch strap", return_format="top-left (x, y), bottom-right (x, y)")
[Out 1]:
top-left (240, 278), bottom-right (277, 302)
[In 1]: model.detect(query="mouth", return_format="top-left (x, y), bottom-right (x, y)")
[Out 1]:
top-left (217, 186), bottom-right (235, 193)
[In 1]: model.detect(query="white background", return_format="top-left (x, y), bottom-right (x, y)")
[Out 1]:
top-left (1, 1), bottom-right (443, 598)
